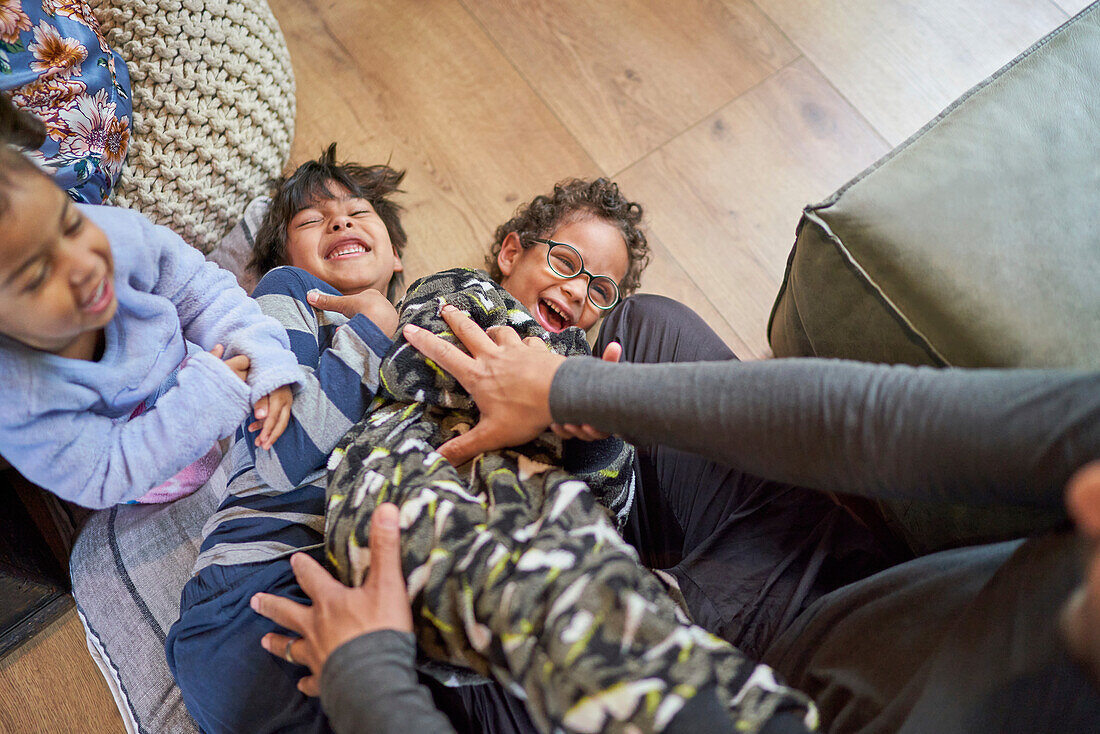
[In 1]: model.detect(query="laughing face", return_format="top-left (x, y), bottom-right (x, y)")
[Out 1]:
top-left (284, 184), bottom-right (403, 296)
top-left (0, 170), bottom-right (117, 359)
top-left (497, 216), bottom-right (630, 332)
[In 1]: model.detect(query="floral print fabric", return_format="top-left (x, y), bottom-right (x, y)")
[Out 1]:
top-left (0, 0), bottom-right (130, 203)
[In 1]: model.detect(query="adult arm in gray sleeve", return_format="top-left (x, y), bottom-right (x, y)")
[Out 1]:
top-left (321, 630), bottom-right (456, 734)
top-left (549, 357), bottom-right (1100, 509)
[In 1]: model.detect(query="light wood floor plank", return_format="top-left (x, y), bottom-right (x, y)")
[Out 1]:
top-left (463, 0), bottom-right (798, 174)
top-left (1055, 0), bottom-right (1093, 15)
top-left (617, 59), bottom-right (889, 358)
top-left (751, 0), bottom-right (1069, 145)
top-left (638, 232), bottom-right (753, 355)
top-left (269, 0), bottom-right (601, 283)
top-left (0, 608), bottom-right (124, 734)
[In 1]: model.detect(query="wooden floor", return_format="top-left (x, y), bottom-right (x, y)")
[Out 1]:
top-left (7, 0), bottom-right (1084, 731)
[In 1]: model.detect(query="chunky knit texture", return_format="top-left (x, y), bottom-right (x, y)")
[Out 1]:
top-left (93, 0), bottom-right (295, 252)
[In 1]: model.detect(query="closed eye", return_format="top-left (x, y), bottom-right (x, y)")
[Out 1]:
top-left (24, 261), bottom-right (50, 292)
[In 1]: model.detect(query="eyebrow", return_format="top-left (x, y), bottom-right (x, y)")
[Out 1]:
top-left (3, 201), bottom-right (70, 288)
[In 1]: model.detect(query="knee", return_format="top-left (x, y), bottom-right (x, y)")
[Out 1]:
top-left (597, 294), bottom-right (693, 349)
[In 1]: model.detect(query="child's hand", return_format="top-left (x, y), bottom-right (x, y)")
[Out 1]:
top-left (250, 385), bottom-right (294, 450)
top-left (210, 343), bottom-right (251, 383)
top-left (306, 289), bottom-right (400, 336)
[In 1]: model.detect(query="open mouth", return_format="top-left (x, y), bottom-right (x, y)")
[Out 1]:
top-left (325, 238), bottom-right (371, 260)
top-left (536, 298), bottom-right (572, 332)
top-left (82, 276), bottom-right (113, 315)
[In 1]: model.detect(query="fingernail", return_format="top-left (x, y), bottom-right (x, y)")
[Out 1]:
top-left (403, 323), bottom-right (420, 336)
top-left (250, 595), bottom-right (260, 612)
top-left (306, 290), bottom-right (320, 302)
top-left (442, 304), bottom-right (457, 314)
top-left (256, 408), bottom-right (267, 419)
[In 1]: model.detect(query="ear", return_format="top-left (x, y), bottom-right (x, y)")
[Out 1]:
top-left (392, 245), bottom-right (404, 273)
top-left (497, 231), bottom-right (523, 277)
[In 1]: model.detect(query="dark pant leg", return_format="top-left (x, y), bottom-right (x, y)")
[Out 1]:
top-left (166, 552), bottom-right (333, 734)
top-left (596, 295), bottom-right (903, 659)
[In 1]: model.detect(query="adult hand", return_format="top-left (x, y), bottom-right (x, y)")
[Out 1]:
top-left (549, 341), bottom-right (621, 441)
top-left (210, 343), bottom-right (250, 383)
top-left (307, 289), bottom-right (400, 336)
top-left (401, 304), bottom-right (566, 465)
top-left (251, 503), bottom-right (413, 697)
top-left (250, 384), bottom-right (294, 450)
top-left (1061, 461), bottom-right (1100, 685)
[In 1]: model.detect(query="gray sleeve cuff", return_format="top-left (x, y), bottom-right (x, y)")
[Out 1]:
top-left (320, 630), bottom-right (456, 734)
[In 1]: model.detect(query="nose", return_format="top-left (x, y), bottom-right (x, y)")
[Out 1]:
top-left (559, 275), bottom-right (588, 304)
top-left (330, 216), bottom-right (354, 232)
top-left (65, 240), bottom-right (100, 287)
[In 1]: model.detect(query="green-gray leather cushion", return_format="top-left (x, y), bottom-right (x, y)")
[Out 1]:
top-left (769, 3), bottom-right (1100, 369)
top-left (767, 4), bottom-right (1100, 553)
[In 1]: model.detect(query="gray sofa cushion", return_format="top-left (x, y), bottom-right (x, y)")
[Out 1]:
top-left (768, 3), bottom-right (1100, 369)
top-left (70, 467), bottom-right (221, 734)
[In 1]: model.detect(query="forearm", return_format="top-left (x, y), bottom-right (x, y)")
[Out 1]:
top-left (145, 219), bottom-right (301, 400)
top-left (550, 357), bottom-right (1100, 508)
top-left (321, 631), bottom-right (456, 734)
top-left (6, 352), bottom-right (250, 507)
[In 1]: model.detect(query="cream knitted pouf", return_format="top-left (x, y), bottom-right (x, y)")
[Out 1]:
top-left (93, 0), bottom-right (295, 253)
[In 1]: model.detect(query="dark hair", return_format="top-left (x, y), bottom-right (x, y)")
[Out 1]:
top-left (0, 92), bottom-right (50, 218)
top-left (251, 143), bottom-right (408, 302)
top-left (487, 178), bottom-right (650, 295)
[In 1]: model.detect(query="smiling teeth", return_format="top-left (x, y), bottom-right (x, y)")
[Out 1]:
top-left (327, 244), bottom-right (367, 259)
top-left (87, 278), bottom-right (105, 306)
top-left (544, 300), bottom-right (568, 322)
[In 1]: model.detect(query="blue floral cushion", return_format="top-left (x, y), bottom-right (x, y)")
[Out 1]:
top-left (0, 0), bottom-right (131, 204)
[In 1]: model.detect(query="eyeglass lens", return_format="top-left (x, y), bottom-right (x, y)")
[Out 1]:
top-left (545, 242), bottom-right (619, 309)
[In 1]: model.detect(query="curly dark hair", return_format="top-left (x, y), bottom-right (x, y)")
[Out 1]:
top-left (487, 178), bottom-right (649, 295)
top-left (250, 143), bottom-right (408, 302)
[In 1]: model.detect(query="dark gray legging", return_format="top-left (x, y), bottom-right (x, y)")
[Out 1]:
top-left (597, 294), bottom-right (1100, 733)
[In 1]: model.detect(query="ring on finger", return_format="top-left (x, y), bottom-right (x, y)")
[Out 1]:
top-left (284, 638), bottom-right (297, 666)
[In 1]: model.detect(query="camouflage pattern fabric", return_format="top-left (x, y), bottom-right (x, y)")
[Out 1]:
top-left (325, 268), bottom-right (818, 733)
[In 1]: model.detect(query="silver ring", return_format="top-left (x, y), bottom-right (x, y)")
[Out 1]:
top-left (284, 638), bottom-right (297, 666)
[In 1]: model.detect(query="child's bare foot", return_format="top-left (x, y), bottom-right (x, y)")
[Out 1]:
top-left (1061, 461), bottom-right (1100, 685)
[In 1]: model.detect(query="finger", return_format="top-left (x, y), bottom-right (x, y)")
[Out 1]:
top-left (437, 304), bottom-right (499, 355)
top-left (575, 424), bottom-right (610, 441)
top-left (260, 632), bottom-right (295, 660)
top-left (306, 289), bottom-right (339, 311)
top-left (288, 552), bottom-right (344, 602)
top-left (402, 323), bottom-right (477, 380)
top-left (550, 423), bottom-right (572, 439)
top-left (209, 343), bottom-right (224, 359)
top-left (1068, 462), bottom-right (1100, 538)
top-left (436, 426), bottom-right (492, 467)
top-left (298, 675), bottom-right (320, 698)
top-left (523, 336), bottom-right (549, 349)
top-left (225, 355), bottom-right (251, 372)
top-left (248, 420), bottom-right (262, 433)
top-left (366, 503), bottom-right (406, 592)
top-left (601, 341), bottom-right (623, 363)
top-left (486, 325), bottom-right (523, 346)
top-left (254, 395), bottom-right (270, 421)
top-left (251, 592), bottom-right (310, 635)
top-left (264, 403), bottom-right (292, 449)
